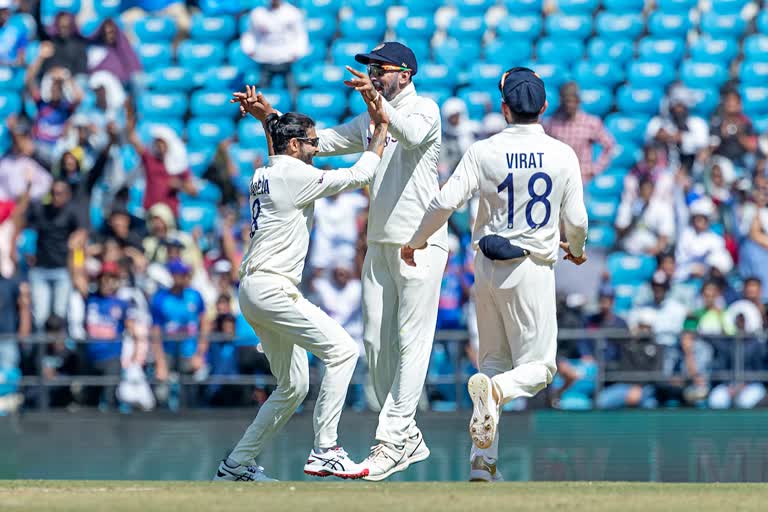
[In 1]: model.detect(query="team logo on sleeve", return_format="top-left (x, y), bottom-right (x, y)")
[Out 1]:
top-left (318, 172), bottom-right (327, 184)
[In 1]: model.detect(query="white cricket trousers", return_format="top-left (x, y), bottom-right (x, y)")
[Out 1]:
top-left (471, 255), bottom-right (558, 462)
top-left (229, 272), bottom-right (359, 465)
top-left (362, 242), bottom-right (448, 446)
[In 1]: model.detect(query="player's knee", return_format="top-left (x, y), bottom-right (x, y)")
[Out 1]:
top-left (287, 375), bottom-right (309, 403)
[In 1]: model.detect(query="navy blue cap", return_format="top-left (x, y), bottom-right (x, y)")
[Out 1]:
top-left (355, 42), bottom-right (418, 76)
top-left (500, 67), bottom-right (546, 116)
top-left (167, 259), bottom-right (191, 275)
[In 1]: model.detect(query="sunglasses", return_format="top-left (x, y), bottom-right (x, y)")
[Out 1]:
top-left (295, 137), bottom-right (320, 147)
top-left (367, 63), bottom-right (411, 78)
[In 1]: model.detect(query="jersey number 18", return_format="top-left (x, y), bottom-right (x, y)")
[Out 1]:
top-left (497, 172), bottom-right (553, 229)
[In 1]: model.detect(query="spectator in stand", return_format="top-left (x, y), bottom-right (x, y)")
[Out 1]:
top-left (615, 176), bottom-right (675, 256)
top-left (480, 112), bottom-right (507, 140)
top-left (543, 81), bottom-right (615, 184)
top-left (86, 71), bottom-right (126, 127)
top-left (585, 286), bottom-right (628, 364)
top-left (122, 0), bottom-right (191, 44)
top-left (690, 280), bottom-right (735, 372)
top-left (309, 191), bottom-right (368, 274)
top-left (15, 178), bottom-right (84, 330)
top-left (150, 259), bottom-right (210, 392)
top-left (439, 98), bottom-right (479, 181)
top-left (42, 12), bottom-right (87, 77)
top-left (126, 105), bottom-right (196, 218)
top-left (0, 0), bottom-right (27, 67)
top-left (86, 18), bottom-right (142, 86)
top-left (639, 272), bottom-right (688, 373)
top-left (24, 46), bottom-right (83, 165)
top-left (313, 262), bottom-right (364, 345)
top-left (646, 85), bottom-right (710, 172)
top-left (203, 139), bottom-right (238, 207)
top-left (674, 198), bottom-right (733, 282)
top-left (0, 267), bottom-right (31, 379)
top-left (622, 144), bottom-right (676, 208)
top-left (710, 88), bottom-right (758, 173)
top-left (739, 184), bottom-right (768, 302)
top-left (40, 314), bottom-right (79, 407)
top-left (240, 0), bottom-right (308, 108)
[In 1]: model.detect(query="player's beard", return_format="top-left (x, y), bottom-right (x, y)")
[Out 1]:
top-left (298, 148), bottom-right (314, 165)
top-left (373, 79), bottom-right (399, 102)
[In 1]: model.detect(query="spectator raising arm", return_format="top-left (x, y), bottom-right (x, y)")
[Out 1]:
top-left (125, 100), bottom-right (144, 155)
top-left (23, 42), bottom-right (54, 99)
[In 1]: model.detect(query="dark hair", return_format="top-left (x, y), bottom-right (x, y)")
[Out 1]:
top-left (266, 112), bottom-right (315, 154)
top-left (510, 111), bottom-right (540, 124)
top-left (744, 276), bottom-right (762, 287)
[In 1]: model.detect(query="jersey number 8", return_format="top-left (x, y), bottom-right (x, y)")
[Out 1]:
top-left (497, 172), bottom-right (553, 229)
top-left (249, 198), bottom-right (261, 238)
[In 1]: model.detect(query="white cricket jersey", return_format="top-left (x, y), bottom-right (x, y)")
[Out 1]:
top-left (317, 83), bottom-right (448, 248)
top-left (409, 124), bottom-right (589, 263)
top-left (239, 152), bottom-right (381, 285)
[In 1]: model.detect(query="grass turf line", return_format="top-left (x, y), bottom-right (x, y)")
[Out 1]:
top-left (1, 481), bottom-right (767, 512)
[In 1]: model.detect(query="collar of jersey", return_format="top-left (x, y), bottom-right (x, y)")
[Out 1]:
top-left (503, 124), bottom-right (545, 134)
top-left (389, 82), bottom-right (416, 109)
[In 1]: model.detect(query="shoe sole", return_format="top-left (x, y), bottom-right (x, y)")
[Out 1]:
top-left (331, 468), bottom-right (370, 480)
top-left (468, 374), bottom-right (497, 450)
top-left (304, 469), bottom-right (332, 477)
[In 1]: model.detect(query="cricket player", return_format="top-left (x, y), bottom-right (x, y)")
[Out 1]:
top-left (214, 89), bottom-right (390, 482)
top-left (401, 68), bottom-right (589, 482)
top-left (241, 42), bottom-right (447, 481)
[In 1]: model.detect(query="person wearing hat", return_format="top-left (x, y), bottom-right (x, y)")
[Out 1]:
top-left (675, 197), bottom-right (732, 281)
top-left (401, 67), bottom-right (588, 482)
top-left (0, 0), bottom-right (28, 67)
top-left (234, 41), bottom-right (447, 480)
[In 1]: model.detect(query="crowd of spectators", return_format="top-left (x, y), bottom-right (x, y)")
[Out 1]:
top-left (0, 0), bottom-right (766, 415)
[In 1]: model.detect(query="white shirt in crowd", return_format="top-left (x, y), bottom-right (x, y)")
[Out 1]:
top-left (739, 202), bottom-right (768, 238)
top-left (239, 152), bottom-right (381, 285)
top-left (241, 3), bottom-right (308, 65)
top-left (310, 191), bottom-right (368, 269)
top-left (409, 124), bottom-right (588, 263)
top-left (317, 82), bottom-right (448, 249)
top-left (645, 115), bottom-right (710, 156)
top-left (674, 227), bottom-right (730, 281)
top-left (313, 276), bottom-right (364, 344)
top-left (615, 198), bottom-right (676, 255)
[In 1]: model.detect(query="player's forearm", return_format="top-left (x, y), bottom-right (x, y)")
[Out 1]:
top-left (409, 207), bottom-right (452, 249)
top-left (366, 123), bottom-right (388, 158)
top-left (563, 219), bottom-right (588, 258)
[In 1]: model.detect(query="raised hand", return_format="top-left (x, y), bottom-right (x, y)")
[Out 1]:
top-left (344, 66), bottom-right (378, 103)
top-left (231, 85), bottom-right (275, 121)
top-left (367, 94), bottom-right (389, 126)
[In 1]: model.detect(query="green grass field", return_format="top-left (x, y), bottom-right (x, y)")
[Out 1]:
top-left (1, 481), bottom-right (768, 512)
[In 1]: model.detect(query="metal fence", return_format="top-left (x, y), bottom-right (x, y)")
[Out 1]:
top-left (7, 328), bottom-right (768, 410)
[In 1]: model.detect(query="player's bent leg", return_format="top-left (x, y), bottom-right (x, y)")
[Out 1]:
top-left (491, 361), bottom-right (555, 404)
top-left (467, 373), bottom-right (500, 450)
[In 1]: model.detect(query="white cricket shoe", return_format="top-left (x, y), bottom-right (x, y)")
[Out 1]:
top-left (405, 429), bottom-right (430, 465)
top-left (304, 447), bottom-right (369, 479)
top-left (361, 442), bottom-right (407, 482)
top-left (213, 460), bottom-right (277, 482)
top-left (469, 456), bottom-right (504, 483)
top-left (468, 373), bottom-right (499, 450)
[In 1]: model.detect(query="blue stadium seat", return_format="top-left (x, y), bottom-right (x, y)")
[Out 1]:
top-left (758, 11), bottom-right (768, 34)
top-left (587, 39), bottom-right (633, 65)
top-left (41, 0), bottom-right (81, 26)
top-left (418, 63), bottom-right (457, 90)
top-left (201, 66), bottom-right (241, 90)
top-left (137, 120), bottom-right (185, 143)
top-left (396, 16), bottom-right (436, 40)
top-left (400, 0), bottom-right (443, 15)
top-left (709, 0), bottom-right (750, 15)
top-left (680, 61), bottom-right (729, 89)
top-left (302, 0), bottom-right (344, 10)
top-left (484, 40), bottom-right (533, 65)
top-left (331, 40), bottom-right (376, 65)
top-left (134, 16), bottom-right (177, 43)
top-left (10, 12), bottom-right (37, 41)
top-left (260, 89), bottom-right (292, 113)
top-left (179, 201), bottom-right (217, 233)
top-left (187, 180), bottom-right (223, 204)
top-left (187, 117), bottom-right (235, 148)
top-left (137, 43), bottom-right (173, 71)
top-left (543, 86), bottom-right (559, 115)
top-left (557, 0), bottom-right (599, 14)
top-left (306, 16), bottom-right (337, 42)
top-left (545, 15), bottom-right (592, 40)
top-left (191, 91), bottom-right (232, 117)
top-left (0, 68), bottom-right (23, 91)
top-left (458, 89), bottom-right (494, 119)
top-left (602, 0), bottom-right (644, 10)
top-left (503, 0), bottom-right (543, 14)
top-left (340, 16), bottom-right (387, 41)
top-left (227, 40), bottom-right (254, 71)
top-left (190, 14), bottom-right (236, 41)
top-left (741, 86), bottom-right (768, 116)
top-left (419, 89), bottom-right (453, 108)
top-left (454, 0), bottom-right (495, 16)
top-left (0, 124), bottom-right (8, 155)
top-left (495, 16), bottom-right (542, 41)
top-left (187, 147), bottom-right (215, 177)
top-left (686, 87), bottom-right (719, 118)
top-left (655, 0), bottom-right (697, 13)
top-left (536, 38), bottom-right (583, 64)
top-left (178, 41), bottom-right (226, 70)
top-left (609, 142), bottom-right (641, 168)
top-left (740, 61), bottom-right (768, 87)
top-left (690, 38), bottom-right (739, 63)
top-left (574, 60), bottom-right (625, 88)
top-left (588, 173), bottom-right (625, 198)
top-left (605, 114), bottom-right (648, 145)
top-left (607, 253), bottom-right (656, 285)
top-left (94, 0), bottom-right (120, 18)
top-left (296, 44), bottom-right (328, 68)
top-left (347, 0), bottom-right (395, 11)
top-left (200, 0), bottom-right (246, 14)
top-left (587, 224), bottom-right (617, 250)
top-left (744, 35), bottom-right (768, 61)
top-left (525, 62), bottom-right (570, 89)
top-left (297, 64), bottom-right (348, 91)
top-left (297, 90), bottom-right (348, 119)
top-left (647, 13), bottom-right (692, 37)
top-left (234, 147), bottom-right (265, 176)
top-left (447, 17), bottom-right (487, 41)
top-left (579, 87), bottom-right (612, 117)
top-left (465, 63), bottom-right (505, 89)
top-left (613, 284), bottom-right (641, 313)
top-left (587, 199), bottom-right (619, 224)
top-left (637, 38), bottom-right (686, 64)
top-left (753, 115), bottom-right (768, 134)
top-left (148, 67), bottom-right (193, 92)
top-left (434, 39), bottom-right (481, 68)
top-left (238, 119), bottom-right (268, 150)
top-left (138, 93), bottom-right (188, 120)
top-left (397, 39), bottom-right (430, 62)
top-left (700, 13), bottom-right (747, 39)
top-left (627, 61), bottom-right (676, 88)
top-left (595, 13), bottom-right (643, 40)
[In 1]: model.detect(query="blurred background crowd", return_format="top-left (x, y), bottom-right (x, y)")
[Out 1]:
top-left (1, 0), bottom-right (768, 415)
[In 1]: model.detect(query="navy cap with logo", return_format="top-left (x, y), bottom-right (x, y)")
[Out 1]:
top-left (355, 42), bottom-right (418, 76)
top-left (499, 67), bottom-right (546, 116)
